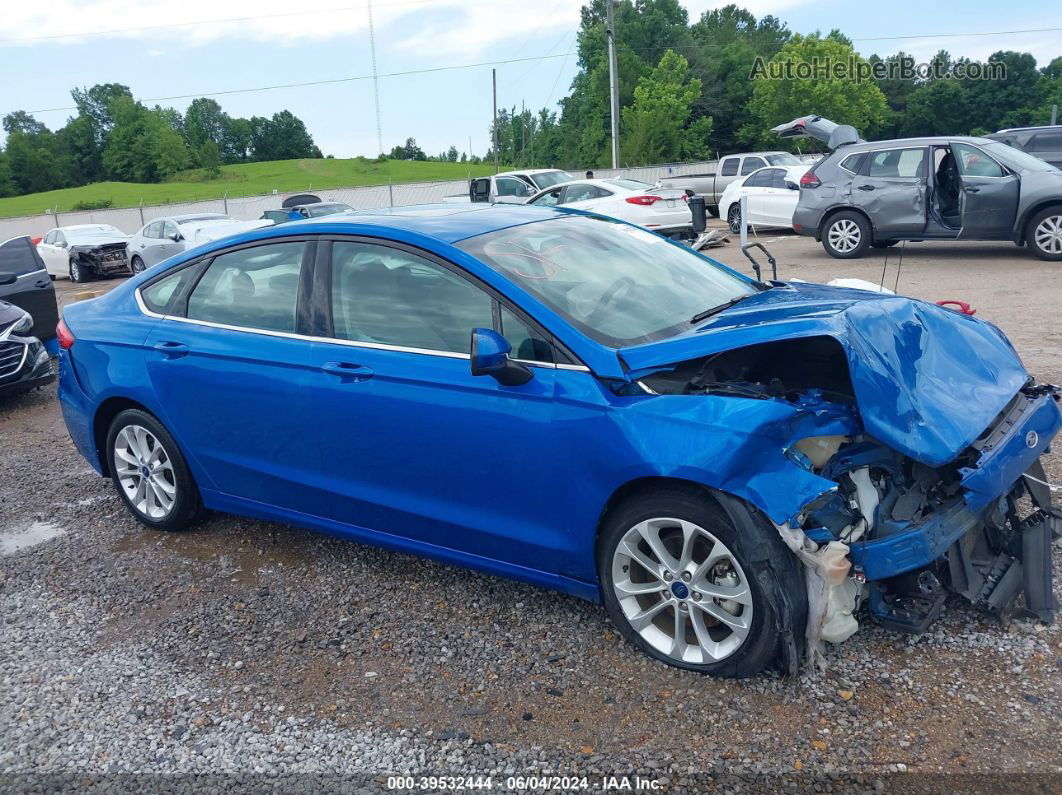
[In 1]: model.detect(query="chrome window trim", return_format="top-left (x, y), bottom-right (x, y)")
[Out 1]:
top-left (135, 287), bottom-right (594, 371)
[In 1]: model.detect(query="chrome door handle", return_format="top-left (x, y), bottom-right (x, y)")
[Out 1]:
top-left (964, 186), bottom-right (981, 193)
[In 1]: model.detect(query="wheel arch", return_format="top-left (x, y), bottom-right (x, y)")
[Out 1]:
top-left (817, 204), bottom-right (874, 242)
top-left (1016, 200), bottom-right (1062, 245)
top-left (93, 396), bottom-right (157, 477)
top-left (594, 476), bottom-right (727, 560)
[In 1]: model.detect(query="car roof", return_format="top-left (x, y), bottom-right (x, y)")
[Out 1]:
top-left (831, 136), bottom-right (996, 153)
top-left (290, 203), bottom-right (570, 243)
top-left (171, 213), bottom-right (230, 222)
top-left (994, 126), bottom-right (1062, 133)
top-left (498, 168), bottom-right (568, 176)
top-left (61, 224), bottom-right (120, 231)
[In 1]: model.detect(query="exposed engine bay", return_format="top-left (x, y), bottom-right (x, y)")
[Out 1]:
top-left (639, 336), bottom-right (1061, 662)
top-left (70, 242), bottom-right (130, 278)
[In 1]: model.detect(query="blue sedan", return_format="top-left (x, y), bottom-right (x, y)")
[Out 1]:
top-left (57, 204), bottom-right (1060, 677)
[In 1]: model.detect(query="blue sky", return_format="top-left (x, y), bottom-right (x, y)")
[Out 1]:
top-left (1, 0), bottom-right (1060, 159)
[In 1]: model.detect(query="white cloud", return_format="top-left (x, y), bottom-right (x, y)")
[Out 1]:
top-left (0, 0), bottom-right (584, 56)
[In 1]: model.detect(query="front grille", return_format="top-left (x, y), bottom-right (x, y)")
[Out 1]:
top-left (0, 340), bottom-right (27, 379)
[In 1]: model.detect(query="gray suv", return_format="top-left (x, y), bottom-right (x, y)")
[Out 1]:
top-left (792, 136), bottom-right (1062, 260)
top-left (988, 126), bottom-right (1062, 169)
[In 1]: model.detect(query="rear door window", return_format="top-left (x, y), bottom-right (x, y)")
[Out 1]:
top-left (186, 241), bottom-right (306, 332)
top-left (719, 158), bottom-right (739, 177)
top-left (741, 157), bottom-right (766, 175)
top-left (866, 148), bottom-right (926, 178)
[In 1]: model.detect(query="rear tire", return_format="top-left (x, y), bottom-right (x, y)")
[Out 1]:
top-left (598, 486), bottom-right (803, 677)
top-left (727, 205), bottom-right (743, 235)
top-left (130, 255), bottom-right (146, 274)
top-left (1027, 205), bottom-right (1062, 261)
top-left (106, 409), bottom-right (204, 532)
top-left (821, 211), bottom-right (871, 259)
top-left (707, 204), bottom-right (720, 218)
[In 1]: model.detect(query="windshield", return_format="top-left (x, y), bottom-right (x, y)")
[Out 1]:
top-left (305, 202), bottom-right (354, 217)
top-left (530, 171), bottom-right (574, 189)
top-left (457, 215), bottom-right (757, 347)
top-left (981, 141), bottom-right (1058, 173)
top-left (766, 153), bottom-right (801, 165)
top-left (178, 215), bottom-right (232, 226)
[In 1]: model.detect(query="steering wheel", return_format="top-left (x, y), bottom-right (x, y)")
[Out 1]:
top-left (585, 276), bottom-right (635, 327)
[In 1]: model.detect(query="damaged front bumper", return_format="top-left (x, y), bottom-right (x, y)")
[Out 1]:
top-left (785, 383), bottom-right (1060, 664)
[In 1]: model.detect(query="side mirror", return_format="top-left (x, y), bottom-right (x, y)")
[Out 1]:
top-left (168, 232), bottom-right (182, 242)
top-left (56, 240), bottom-right (67, 249)
top-left (785, 180), bottom-right (800, 190)
top-left (470, 328), bottom-right (532, 386)
top-left (0, 271), bottom-right (16, 286)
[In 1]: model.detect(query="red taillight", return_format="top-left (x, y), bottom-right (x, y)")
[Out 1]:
top-left (57, 319), bottom-right (75, 350)
top-left (799, 172), bottom-right (821, 188)
top-left (625, 195), bottom-right (661, 206)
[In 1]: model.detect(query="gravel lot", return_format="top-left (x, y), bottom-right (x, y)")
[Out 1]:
top-left (2, 230), bottom-right (1061, 792)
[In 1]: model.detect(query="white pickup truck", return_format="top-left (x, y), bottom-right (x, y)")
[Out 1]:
top-left (452, 169), bottom-right (575, 204)
top-left (657, 152), bottom-right (804, 215)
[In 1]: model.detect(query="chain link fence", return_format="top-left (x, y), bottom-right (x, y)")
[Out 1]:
top-left (0, 161), bottom-right (716, 242)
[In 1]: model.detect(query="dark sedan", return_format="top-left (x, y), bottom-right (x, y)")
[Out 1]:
top-left (0, 299), bottom-right (54, 397)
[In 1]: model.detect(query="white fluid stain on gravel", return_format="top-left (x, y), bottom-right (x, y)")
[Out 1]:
top-left (0, 521), bottom-right (66, 556)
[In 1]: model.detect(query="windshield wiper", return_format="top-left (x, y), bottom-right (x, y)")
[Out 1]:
top-left (689, 295), bottom-right (753, 325)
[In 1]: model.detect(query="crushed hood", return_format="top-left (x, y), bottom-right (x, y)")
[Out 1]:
top-left (620, 283), bottom-right (1028, 468)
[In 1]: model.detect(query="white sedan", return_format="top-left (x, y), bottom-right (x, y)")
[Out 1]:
top-left (525, 179), bottom-right (692, 236)
top-left (718, 165), bottom-right (810, 234)
top-left (37, 224), bottom-right (130, 282)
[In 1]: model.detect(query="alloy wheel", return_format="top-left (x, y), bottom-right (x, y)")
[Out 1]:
top-left (827, 219), bottom-right (861, 253)
top-left (70, 261), bottom-right (81, 282)
top-left (1034, 214), bottom-right (1062, 255)
top-left (727, 206), bottom-right (742, 234)
top-left (113, 424), bottom-right (177, 520)
top-left (610, 517), bottom-right (753, 665)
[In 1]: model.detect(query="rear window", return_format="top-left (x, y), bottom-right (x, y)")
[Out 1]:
top-left (766, 153), bottom-right (801, 165)
top-left (605, 178), bottom-right (652, 191)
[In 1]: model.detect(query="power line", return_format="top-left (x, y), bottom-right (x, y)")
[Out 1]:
top-left (851, 26), bottom-right (1062, 43)
top-left (19, 51), bottom-right (576, 115)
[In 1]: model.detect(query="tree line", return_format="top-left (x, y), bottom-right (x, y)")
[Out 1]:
top-left (0, 84), bottom-right (320, 197)
top-left (488, 1), bottom-right (1062, 169)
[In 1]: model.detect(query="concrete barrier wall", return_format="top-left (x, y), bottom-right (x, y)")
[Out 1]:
top-left (0, 161), bottom-right (717, 241)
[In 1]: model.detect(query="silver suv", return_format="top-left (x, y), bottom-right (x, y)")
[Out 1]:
top-left (791, 136), bottom-right (1062, 260)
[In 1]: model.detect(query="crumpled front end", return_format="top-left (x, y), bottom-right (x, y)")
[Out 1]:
top-left (632, 292), bottom-right (1061, 667)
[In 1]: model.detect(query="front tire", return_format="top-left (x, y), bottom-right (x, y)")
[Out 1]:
top-left (598, 486), bottom-right (802, 677)
top-left (106, 409), bottom-right (203, 531)
top-left (68, 259), bottom-right (90, 283)
top-left (822, 211), bottom-right (871, 259)
top-left (1027, 205), bottom-right (1062, 261)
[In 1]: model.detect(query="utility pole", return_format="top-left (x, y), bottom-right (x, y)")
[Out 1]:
top-left (492, 68), bottom-right (500, 174)
top-left (606, 0), bottom-right (620, 169)
top-left (1052, 104), bottom-right (1059, 126)
top-left (367, 0), bottom-right (384, 156)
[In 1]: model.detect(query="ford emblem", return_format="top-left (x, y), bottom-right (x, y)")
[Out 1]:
top-left (1026, 430), bottom-right (1038, 449)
